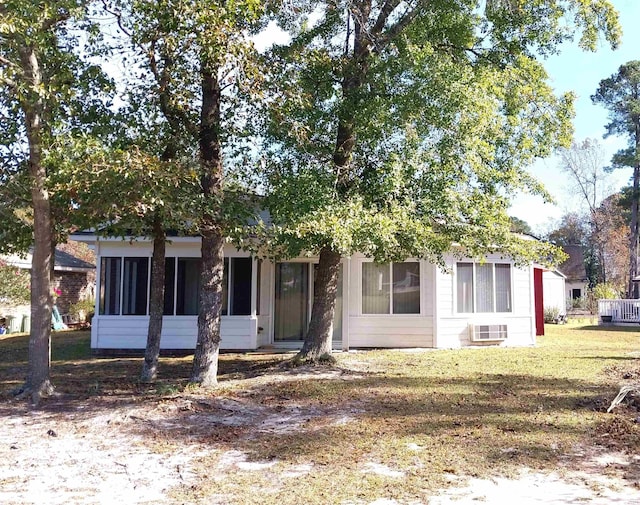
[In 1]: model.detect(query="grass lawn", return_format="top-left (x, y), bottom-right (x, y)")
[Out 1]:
top-left (1, 324), bottom-right (640, 504)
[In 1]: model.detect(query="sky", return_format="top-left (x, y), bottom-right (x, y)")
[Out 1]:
top-left (509, 0), bottom-right (640, 235)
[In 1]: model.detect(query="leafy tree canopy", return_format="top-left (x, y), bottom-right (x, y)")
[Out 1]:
top-left (258, 0), bottom-right (620, 268)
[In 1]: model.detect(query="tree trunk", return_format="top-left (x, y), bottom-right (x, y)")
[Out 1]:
top-left (298, 20), bottom-right (370, 360)
top-left (297, 247), bottom-right (341, 361)
top-left (190, 62), bottom-right (224, 386)
top-left (628, 159), bottom-right (640, 298)
top-left (19, 45), bottom-right (54, 402)
top-left (191, 229), bottom-right (225, 385)
top-left (141, 216), bottom-right (166, 382)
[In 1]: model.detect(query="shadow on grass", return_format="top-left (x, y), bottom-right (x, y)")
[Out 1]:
top-left (1, 330), bottom-right (634, 476)
top-left (573, 325), bottom-right (640, 332)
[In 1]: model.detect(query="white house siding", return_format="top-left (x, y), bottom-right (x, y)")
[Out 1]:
top-left (81, 236), bottom-right (539, 351)
top-left (542, 270), bottom-right (567, 315)
top-left (90, 315), bottom-right (257, 350)
top-left (346, 255), bottom-right (435, 348)
top-left (434, 254), bottom-right (536, 348)
top-left (90, 238), bottom-right (259, 351)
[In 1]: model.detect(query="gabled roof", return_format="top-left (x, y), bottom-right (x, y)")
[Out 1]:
top-left (2, 243), bottom-right (95, 273)
top-left (558, 245), bottom-right (587, 281)
top-left (54, 248), bottom-right (95, 271)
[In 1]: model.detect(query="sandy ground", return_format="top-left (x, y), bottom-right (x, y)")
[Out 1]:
top-left (1, 370), bottom-right (639, 505)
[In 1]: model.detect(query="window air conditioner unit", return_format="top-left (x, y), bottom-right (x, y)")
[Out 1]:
top-left (469, 324), bottom-right (508, 342)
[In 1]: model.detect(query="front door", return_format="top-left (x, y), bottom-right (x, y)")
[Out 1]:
top-left (274, 262), bottom-right (343, 343)
top-left (274, 263), bottom-right (309, 341)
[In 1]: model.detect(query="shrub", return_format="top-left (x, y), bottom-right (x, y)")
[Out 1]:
top-left (68, 298), bottom-right (96, 321)
top-left (586, 283), bottom-right (622, 313)
top-left (0, 260), bottom-right (30, 305)
top-left (544, 306), bottom-right (561, 323)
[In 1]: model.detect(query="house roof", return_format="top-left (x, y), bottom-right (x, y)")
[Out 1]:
top-left (558, 245), bottom-right (587, 282)
top-left (2, 244), bottom-right (95, 273)
top-left (54, 248), bottom-right (95, 272)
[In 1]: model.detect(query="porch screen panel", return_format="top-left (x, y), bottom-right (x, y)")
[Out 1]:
top-left (495, 264), bottom-right (512, 312)
top-left (362, 263), bottom-right (390, 314)
top-left (392, 262), bottom-right (420, 314)
top-left (475, 263), bottom-right (494, 312)
top-left (99, 257), bottom-right (121, 315)
top-left (163, 258), bottom-right (176, 315)
top-left (222, 259), bottom-right (229, 316)
top-left (176, 258), bottom-right (201, 315)
top-left (274, 263), bottom-right (308, 341)
top-left (230, 257), bottom-right (252, 315)
top-left (122, 257), bottom-right (149, 315)
top-left (456, 262), bottom-right (473, 313)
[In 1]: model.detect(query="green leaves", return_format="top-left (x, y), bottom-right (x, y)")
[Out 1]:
top-left (258, 0), bottom-right (618, 267)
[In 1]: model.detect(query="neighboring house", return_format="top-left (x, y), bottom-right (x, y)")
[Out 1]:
top-left (558, 245), bottom-right (588, 302)
top-left (542, 269), bottom-right (567, 317)
top-left (2, 242), bottom-right (96, 315)
top-left (72, 232), bottom-right (551, 353)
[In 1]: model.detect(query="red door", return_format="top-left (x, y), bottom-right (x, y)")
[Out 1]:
top-left (534, 268), bottom-right (544, 336)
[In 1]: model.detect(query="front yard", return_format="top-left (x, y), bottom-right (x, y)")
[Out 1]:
top-left (1, 324), bottom-right (639, 504)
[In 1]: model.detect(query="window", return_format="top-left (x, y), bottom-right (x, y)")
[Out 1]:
top-left (163, 256), bottom-right (253, 316)
top-left (122, 258), bottom-right (149, 315)
top-left (100, 257), bottom-right (121, 315)
top-left (176, 258), bottom-right (201, 315)
top-left (572, 288), bottom-right (581, 300)
top-left (99, 257), bottom-right (149, 315)
top-left (457, 262), bottom-right (512, 313)
top-left (222, 257), bottom-right (252, 316)
top-left (362, 262), bottom-right (420, 314)
top-left (102, 255), bottom-right (255, 317)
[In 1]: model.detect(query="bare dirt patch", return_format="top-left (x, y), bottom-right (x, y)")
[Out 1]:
top-left (2, 366), bottom-right (640, 505)
top-left (3, 329), bottom-right (640, 504)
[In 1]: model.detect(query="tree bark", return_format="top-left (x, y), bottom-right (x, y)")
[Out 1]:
top-left (190, 63), bottom-right (224, 386)
top-left (141, 216), bottom-right (166, 382)
top-left (297, 247), bottom-right (342, 361)
top-left (628, 157), bottom-right (640, 298)
top-left (298, 15), bottom-right (370, 360)
top-left (191, 229), bottom-right (224, 385)
top-left (18, 45), bottom-right (55, 403)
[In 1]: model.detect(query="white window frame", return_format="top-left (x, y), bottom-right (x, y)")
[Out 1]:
top-left (360, 260), bottom-right (421, 316)
top-left (99, 256), bottom-right (151, 316)
top-left (456, 262), bottom-right (513, 314)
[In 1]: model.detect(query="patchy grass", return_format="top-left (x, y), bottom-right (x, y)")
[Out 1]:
top-left (1, 325), bottom-right (640, 504)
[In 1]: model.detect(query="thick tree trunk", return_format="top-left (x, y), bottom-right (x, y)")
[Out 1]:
top-left (18, 45), bottom-right (54, 402)
top-left (297, 247), bottom-right (341, 361)
top-left (190, 63), bottom-right (224, 386)
top-left (298, 20), bottom-right (370, 360)
top-left (141, 217), bottom-right (166, 382)
top-left (191, 229), bottom-right (225, 385)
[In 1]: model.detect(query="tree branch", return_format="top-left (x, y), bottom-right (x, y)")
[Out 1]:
top-left (372, 1), bottom-right (422, 52)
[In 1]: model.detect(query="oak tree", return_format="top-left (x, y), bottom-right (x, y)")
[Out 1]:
top-left (261, 0), bottom-right (620, 360)
top-left (0, 1), bottom-right (114, 401)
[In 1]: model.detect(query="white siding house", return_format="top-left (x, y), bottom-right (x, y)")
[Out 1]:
top-left (74, 234), bottom-right (544, 353)
top-left (542, 269), bottom-right (567, 317)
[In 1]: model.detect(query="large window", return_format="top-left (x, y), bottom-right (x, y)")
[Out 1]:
top-left (362, 262), bottom-right (420, 314)
top-left (100, 257), bottom-right (121, 315)
top-left (457, 262), bottom-right (512, 313)
top-left (99, 257), bottom-right (148, 315)
top-left (222, 257), bottom-right (252, 316)
top-left (163, 256), bottom-right (253, 316)
top-left (176, 258), bottom-right (201, 315)
top-left (102, 255), bottom-right (255, 317)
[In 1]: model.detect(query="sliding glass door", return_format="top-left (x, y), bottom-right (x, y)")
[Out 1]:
top-left (274, 262), bottom-right (343, 342)
top-left (274, 263), bottom-right (309, 341)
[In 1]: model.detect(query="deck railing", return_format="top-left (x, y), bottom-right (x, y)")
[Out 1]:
top-left (598, 299), bottom-right (640, 323)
